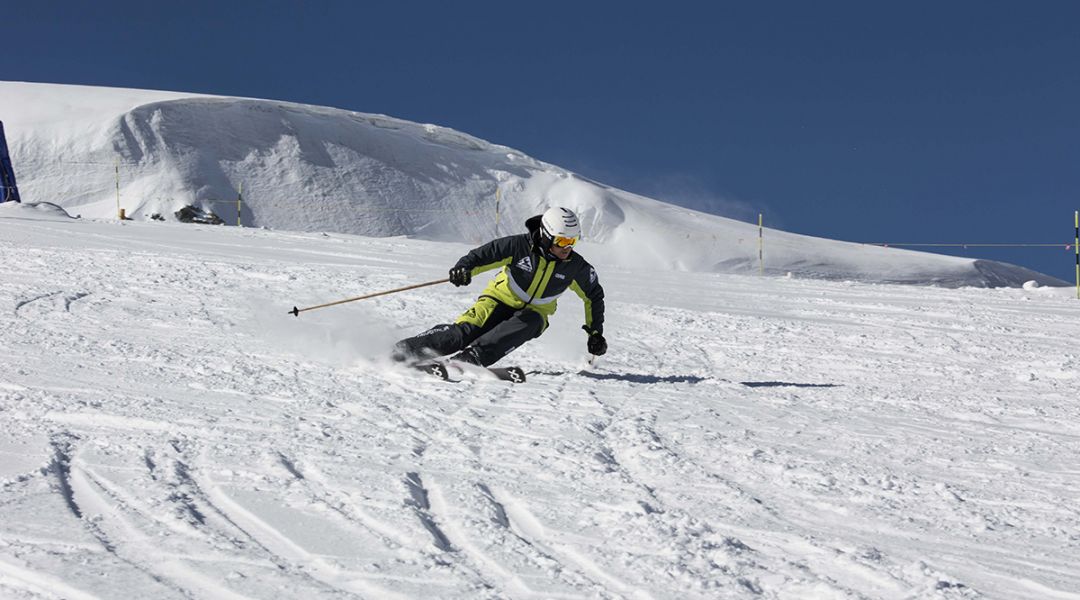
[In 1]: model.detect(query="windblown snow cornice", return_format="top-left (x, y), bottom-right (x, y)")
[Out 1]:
top-left (0, 81), bottom-right (1065, 287)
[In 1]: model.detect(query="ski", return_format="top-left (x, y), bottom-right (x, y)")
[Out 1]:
top-left (411, 361), bottom-right (526, 383)
top-left (488, 365), bottom-right (527, 383)
top-left (413, 361), bottom-right (451, 380)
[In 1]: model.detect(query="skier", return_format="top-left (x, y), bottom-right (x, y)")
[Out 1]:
top-left (393, 206), bottom-right (607, 367)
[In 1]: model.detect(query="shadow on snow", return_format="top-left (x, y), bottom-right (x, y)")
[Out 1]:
top-left (739, 381), bottom-right (841, 388)
top-left (528, 370), bottom-right (841, 388)
top-left (529, 370), bottom-right (707, 384)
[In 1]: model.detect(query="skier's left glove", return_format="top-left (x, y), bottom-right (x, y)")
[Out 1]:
top-left (584, 327), bottom-right (607, 356)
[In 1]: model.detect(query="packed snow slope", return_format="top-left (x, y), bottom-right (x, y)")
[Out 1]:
top-left (0, 81), bottom-right (1064, 287)
top-left (2, 202), bottom-right (1079, 599)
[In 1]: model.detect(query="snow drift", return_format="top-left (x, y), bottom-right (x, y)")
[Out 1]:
top-left (0, 81), bottom-right (1064, 287)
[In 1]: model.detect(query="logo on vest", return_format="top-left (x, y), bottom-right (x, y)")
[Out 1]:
top-left (516, 256), bottom-right (534, 273)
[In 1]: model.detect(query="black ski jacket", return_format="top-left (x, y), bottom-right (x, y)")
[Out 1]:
top-left (454, 215), bottom-right (605, 334)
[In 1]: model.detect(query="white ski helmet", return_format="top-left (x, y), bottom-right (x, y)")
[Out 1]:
top-left (539, 206), bottom-right (581, 247)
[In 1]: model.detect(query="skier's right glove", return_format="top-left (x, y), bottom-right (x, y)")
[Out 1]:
top-left (449, 266), bottom-right (472, 287)
top-left (585, 329), bottom-right (607, 356)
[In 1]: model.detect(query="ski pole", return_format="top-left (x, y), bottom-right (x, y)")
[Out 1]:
top-left (289, 278), bottom-right (450, 317)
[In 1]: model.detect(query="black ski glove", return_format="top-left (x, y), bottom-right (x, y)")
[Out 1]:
top-left (584, 327), bottom-right (607, 356)
top-left (449, 266), bottom-right (472, 287)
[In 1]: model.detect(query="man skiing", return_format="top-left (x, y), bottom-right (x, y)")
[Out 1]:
top-left (393, 206), bottom-right (607, 367)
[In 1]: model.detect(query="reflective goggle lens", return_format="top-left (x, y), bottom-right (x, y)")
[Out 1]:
top-left (553, 235), bottom-right (578, 248)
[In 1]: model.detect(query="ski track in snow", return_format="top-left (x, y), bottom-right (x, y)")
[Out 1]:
top-left (2, 215), bottom-right (1080, 599)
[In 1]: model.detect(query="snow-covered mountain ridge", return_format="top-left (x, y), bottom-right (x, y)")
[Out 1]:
top-left (0, 80), bottom-right (1065, 287)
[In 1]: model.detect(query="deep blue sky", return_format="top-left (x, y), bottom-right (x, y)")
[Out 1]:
top-left (7, 1), bottom-right (1080, 280)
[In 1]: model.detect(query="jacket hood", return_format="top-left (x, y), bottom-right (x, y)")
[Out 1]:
top-left (524, 214), bottom-right (563, 261)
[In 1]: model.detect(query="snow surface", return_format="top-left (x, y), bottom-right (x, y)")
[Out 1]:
top-left (0, 81), bottom-right (1065, 287)
top-left (2, 202), bottom-right (1079, 599)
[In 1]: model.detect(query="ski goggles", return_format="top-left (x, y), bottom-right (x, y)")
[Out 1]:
top-left (552, 235), bottom-right (578, 248)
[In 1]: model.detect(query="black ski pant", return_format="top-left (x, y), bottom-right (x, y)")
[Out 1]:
top-left (394, 298), bottom-right (545, 366)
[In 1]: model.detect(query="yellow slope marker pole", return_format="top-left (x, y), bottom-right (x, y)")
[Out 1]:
top-left (758, 213), bottom-right (764, 276)
top-left (494, 186), bottom-right (502, 237)
top-left (115, 159), bottom-right (122, 220)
